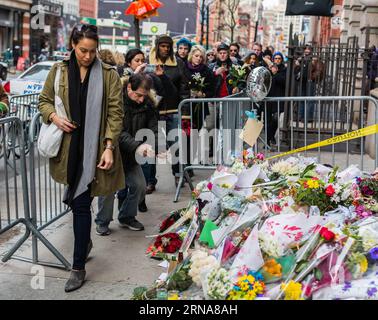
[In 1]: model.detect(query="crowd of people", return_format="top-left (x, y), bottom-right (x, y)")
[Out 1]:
top-left (0, 24), bottom-right (306, 293)
top-left (1, 23), bottom-right (377, 293)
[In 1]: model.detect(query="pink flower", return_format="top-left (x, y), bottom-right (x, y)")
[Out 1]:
top-left (256, 153), bottom-right (265, 161)
top-left (207, 182), bottom-right (213, 190)
top-left (355, 205), bottom-right (372, 218)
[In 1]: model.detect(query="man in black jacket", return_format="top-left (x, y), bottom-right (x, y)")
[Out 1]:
top-left (95, 74), bottom-right (158, 233)
top-left (148, 35), bottom-right (187, 186)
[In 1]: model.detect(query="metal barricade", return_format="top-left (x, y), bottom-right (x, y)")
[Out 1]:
top-left (0, 112), bottom-right (71, 270)
top-left (7, 94), bottom-right (39, 159)
top-left (28, 112), bottom-right (71, 269)
top-left (173, 95), bottom-right (378, 202)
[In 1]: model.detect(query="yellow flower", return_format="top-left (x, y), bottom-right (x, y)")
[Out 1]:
top-left (247, 275), bottom-right (255, 283)
top-left (360, 256), bottom-right (368, 274)
top-left (281, 281), bottom-right (304, 300)
top-left (245, 290), bottom-right (257, 300)
top-left (307, 179), bottom-right (320, 189)
top-left (228, 79), bottom-right (233, 85)
top-left (263, 259), bottom-right (282, 277)
top-left (240, 282), bottom-right (249, 291)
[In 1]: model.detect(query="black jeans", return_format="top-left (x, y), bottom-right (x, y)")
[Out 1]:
top-left (71, 189), bottom-right (93, 270)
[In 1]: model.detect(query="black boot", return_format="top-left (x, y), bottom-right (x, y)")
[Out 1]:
top-left (64, 270), bottom-right (86, 292)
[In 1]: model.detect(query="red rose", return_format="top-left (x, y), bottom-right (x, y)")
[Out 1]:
top-left (159, 217), bottom-right (175, 233)
top-left (319, 227), bottom-right (335, 242)
top-left (207, 182), bottom-right (213, 190)
top-left (153, 233), bottom-right (182, 253)
top-left (325, 185), bottom-right (335, 197)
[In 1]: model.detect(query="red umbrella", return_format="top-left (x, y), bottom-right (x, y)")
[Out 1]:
top-left (125, 0), bottom-right (164, 20)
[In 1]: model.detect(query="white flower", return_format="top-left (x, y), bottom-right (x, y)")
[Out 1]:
top-left (258, 231), bottom-right (286, 258)
top-left (359, 226), bottom-right (378, 251)
top-left (271, 160), bottom-right (300, 176)
top-left (231, 159), bottom-right (244, 175)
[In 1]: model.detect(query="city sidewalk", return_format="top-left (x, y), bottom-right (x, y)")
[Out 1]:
top-left (0, 163), bottom-right (209, 300)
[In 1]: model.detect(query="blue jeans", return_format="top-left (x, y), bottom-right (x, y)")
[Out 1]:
top-left (95, 165), bottom-right (146, 226)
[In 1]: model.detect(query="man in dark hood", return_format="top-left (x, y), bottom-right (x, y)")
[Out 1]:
top-left (148, 35), bottom-right (187, 186)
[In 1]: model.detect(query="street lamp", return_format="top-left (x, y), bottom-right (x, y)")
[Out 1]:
top-left (109, 10), bottom-right (122, 50)
top-left (183, 18), bottom-right (189, 36)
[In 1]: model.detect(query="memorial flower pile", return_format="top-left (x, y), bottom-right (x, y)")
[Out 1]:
top-left (139, 149), bottom-right (378, 300)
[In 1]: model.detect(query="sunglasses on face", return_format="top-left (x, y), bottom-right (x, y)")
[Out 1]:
top-left (230, 49), bottom-right (238, 52)
top-left (75, 24), bottom-right (98, 34)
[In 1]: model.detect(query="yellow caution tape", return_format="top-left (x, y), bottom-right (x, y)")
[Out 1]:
top-left (267, 124), bottom-right (378, 160)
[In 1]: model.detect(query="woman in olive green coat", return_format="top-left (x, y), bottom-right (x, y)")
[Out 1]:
top-left (38, 24), bottom-right (125, 292)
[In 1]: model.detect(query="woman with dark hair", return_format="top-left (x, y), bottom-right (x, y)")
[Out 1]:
top-left (38, 24), bottom-right (124, 292)
top-left (242, 51), bottom-right (260, 77)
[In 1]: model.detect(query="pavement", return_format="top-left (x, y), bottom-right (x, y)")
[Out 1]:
top-left (0, 142), bottom-right (377, 300)
top-left (0, 162), bottom-right (210, 300)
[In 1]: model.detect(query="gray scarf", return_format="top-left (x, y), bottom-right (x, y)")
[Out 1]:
top-left (73, 58), bottom-right (103, 199)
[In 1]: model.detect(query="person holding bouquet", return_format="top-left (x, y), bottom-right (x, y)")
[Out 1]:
top-left (181, 45), bottom-right (215, 168)
top-left (182, 45), bottom-right (215, 129)
top-left (209, 43), bottom-right (238, 98)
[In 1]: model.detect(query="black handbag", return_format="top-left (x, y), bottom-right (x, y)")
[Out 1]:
top-left (285, 0), bottom-right (334, 16)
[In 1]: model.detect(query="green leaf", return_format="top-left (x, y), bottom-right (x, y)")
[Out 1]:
top-left (314, 268), bottom-right (323, 281)
top-left (295, 261), bottom-right (308, 274)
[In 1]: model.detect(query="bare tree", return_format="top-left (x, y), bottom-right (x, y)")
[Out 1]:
top-left (195, 0), bottom-right (215, 47)
top-left (219, 0), bottom-right (241, 43)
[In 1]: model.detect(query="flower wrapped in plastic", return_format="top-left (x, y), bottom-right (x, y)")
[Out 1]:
top-left (206, 268), bottom-right (233, 300)
top-left (227, 269), bottom-right (265, 300)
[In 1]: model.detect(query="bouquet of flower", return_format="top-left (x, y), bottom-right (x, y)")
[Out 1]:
top-left (280, 280), bottom-right (304, 300)
top-left (189, 250), bottom-right (219, 287)
top-left (227, 65), bottom-right (247, 89)
top-left (357, 176), bottom-right (378, 201)
top-left (227, 269), bottom-right (265, 300)
top-left (146, 232), bottom-right (183, 258)
top-left (189, 72), bottom-right (206, 97)
top-left (206, 268), bottom-right (233, 299)
top-left (159, 209), bottom-right (185, 233)
top-left (154, 233), bottom-right (183, 254)
top-left (294, 174), bottom-right (340, 214)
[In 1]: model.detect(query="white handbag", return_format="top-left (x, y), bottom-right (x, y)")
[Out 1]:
top-left (37, 66), bottom-right (67, 158)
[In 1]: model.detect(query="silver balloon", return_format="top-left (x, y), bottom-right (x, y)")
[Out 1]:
top-left (245, 66), bottom-right (272, 102)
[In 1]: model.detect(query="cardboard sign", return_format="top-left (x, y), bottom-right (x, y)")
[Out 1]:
top-left (239, 118), bottom-right (263, 147)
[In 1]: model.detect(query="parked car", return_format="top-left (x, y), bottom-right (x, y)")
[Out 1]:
top-left (0, 61), bottom-right (8, 81)
top-left (52, 51), bottom-right (70, 61)
top-left (2, 61), bottom-right (57, 96)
